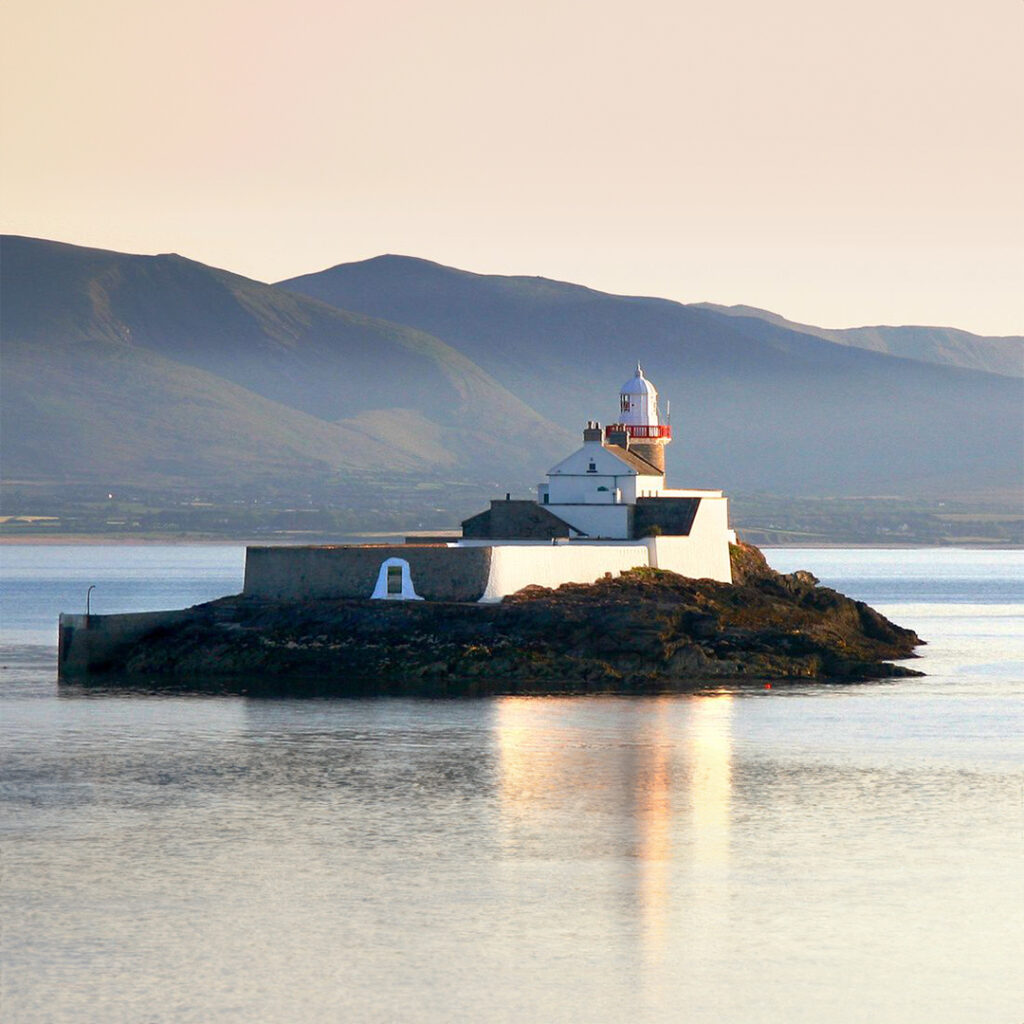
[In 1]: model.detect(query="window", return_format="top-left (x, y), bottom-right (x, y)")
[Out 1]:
top-left (620, 395), bottom-right (630, 413)
top-left (587, 461), bottom-right (597, 473)
top-left (387, 565), bottom-right (403, 595)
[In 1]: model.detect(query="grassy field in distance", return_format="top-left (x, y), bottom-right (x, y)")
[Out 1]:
top-left (2, 486), bottom-right (1020, 547)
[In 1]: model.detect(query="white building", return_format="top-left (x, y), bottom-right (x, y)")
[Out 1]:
top-left (456, 366), bottom-right (736, 591)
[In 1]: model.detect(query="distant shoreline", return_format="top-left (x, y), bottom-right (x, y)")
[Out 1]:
top-left (1, 533), bottom-right (1020, 551)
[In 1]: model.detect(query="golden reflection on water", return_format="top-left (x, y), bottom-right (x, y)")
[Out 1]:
top-left (491, 697), bottom-right (534, 797)
top-left (689, 693), bottom-right (734, 868)
top-left (493, 694), bottom-right (735, 967)
top-left (637, 693), bottom-right (734, 965)
top-left (636, 699), bottom-right (673, 962)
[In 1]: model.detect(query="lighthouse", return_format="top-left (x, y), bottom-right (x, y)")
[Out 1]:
top-left (460, 363), bottom-right (731, 577)
top-left (606, 364), bottom-right (672, 473)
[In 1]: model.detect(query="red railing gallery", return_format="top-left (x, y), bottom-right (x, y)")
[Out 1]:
top-left (604, 424), bottom-right (672, 439)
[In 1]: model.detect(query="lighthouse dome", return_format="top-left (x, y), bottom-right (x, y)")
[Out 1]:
top-left (621, 364), bottom-right (657, 396)
top-left (617, 364), bottom-right (660, 426)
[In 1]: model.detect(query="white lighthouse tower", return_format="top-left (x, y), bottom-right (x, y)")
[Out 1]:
top-left (606, 364), bottom-right (672, 473)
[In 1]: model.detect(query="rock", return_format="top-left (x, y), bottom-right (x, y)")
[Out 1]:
top-left (88, 541), bottom-right (923, 694)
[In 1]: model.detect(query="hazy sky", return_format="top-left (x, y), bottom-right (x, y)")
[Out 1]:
top-left (2, 0), bottom-right (1022, 334)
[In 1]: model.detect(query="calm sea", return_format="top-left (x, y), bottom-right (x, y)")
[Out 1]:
top-left (1, 545), bottom-right (1022, 1023)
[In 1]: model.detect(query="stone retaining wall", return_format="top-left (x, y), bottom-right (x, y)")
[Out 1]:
top-left (243, 545), bottom-right (493, 602)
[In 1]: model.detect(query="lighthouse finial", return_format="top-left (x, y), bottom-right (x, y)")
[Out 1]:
top-left (636, 362), bottom-right (643, 377)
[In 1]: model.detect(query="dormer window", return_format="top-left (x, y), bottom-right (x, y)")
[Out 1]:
top-left (587, 461), bottom-right (597, 473)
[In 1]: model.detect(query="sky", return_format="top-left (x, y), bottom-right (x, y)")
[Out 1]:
top-left (2, 0), bottom-right (1022, 335)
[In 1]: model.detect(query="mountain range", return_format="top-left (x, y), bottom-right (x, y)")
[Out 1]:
top-left (693, 303), bottom-right (1022, 379)
top-left (281, 255), bottom-right (1022, 495)
top-left (1, 237), bottom-right (567, 495)
top-left (2, 235), bottom-right (1021, 525)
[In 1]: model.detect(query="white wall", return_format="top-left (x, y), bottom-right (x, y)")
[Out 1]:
top-left (659, 487), bottom-right (723, 498)
top-left (546, 439), bottom-right (668, 507)
top-left (479, 543), bottom-right (652, 602)
top-left (547, 439), bottom-right (621, 477)
top-left (547, 440), bottom-right (633, 505)
top-left (548, 479), bottom-right (620, 504)
top-left (631, 476), bottom-right (666, 501)
top-left (643, 496), bottom-right (733, 583)
top-left (547, 503), bottom-right (630, 539)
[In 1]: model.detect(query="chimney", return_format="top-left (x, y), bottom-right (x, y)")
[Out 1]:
top-left (606, 423), bottom-right (630, 449)
top-left (582, 420), bottom-right (602, 443)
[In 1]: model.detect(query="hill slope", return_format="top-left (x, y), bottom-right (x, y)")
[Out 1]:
top-left (1, 237), bottom-right (570, 492)
top-left (695, 303), bottom-right (1023, 378)
top-left (2, 336), bottom-right (421, 489)
top-left (280, 256), bottom-right (1024, 497)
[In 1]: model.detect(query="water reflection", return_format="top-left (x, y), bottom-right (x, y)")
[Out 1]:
top-left (493, 694), bottom-right (735, 969)
top-left (6, 676), bottom-right (1021, 1022)
top-left (689, 694), bottom-right (733, 868)
top-left (635, 699), bottom-right (673, 965)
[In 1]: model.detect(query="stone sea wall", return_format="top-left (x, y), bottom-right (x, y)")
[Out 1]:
top-left (59, 609), bottom-right (197, 676)
top-left (243, 544), bottom-right (493, 602)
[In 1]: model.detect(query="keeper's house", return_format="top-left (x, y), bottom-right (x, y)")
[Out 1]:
top-left (244, 366), bottom-right (735, 603)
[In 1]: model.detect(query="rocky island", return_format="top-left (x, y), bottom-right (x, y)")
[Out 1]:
top-left (62, 543), bottom-right (922, 695)
top-left (58, 371), bottom-right (924, 693)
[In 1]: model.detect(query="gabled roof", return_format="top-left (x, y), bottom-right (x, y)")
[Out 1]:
top-left (604, 444), bottom-right (663, 475)
top-left (548, 441), bottom-right (663, 478)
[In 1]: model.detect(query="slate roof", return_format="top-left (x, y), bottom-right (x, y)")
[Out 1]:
top-left (604, 443), bottom-right (663, 475)
top-left (462, 500), bottom-right (579, 540)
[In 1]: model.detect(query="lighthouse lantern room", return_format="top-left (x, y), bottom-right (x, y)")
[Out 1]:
top-left (606, 364), bottom-right (672, 473)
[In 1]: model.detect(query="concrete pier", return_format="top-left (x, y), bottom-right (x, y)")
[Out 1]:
top-left (58, 609), bottom-right (196, 678)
